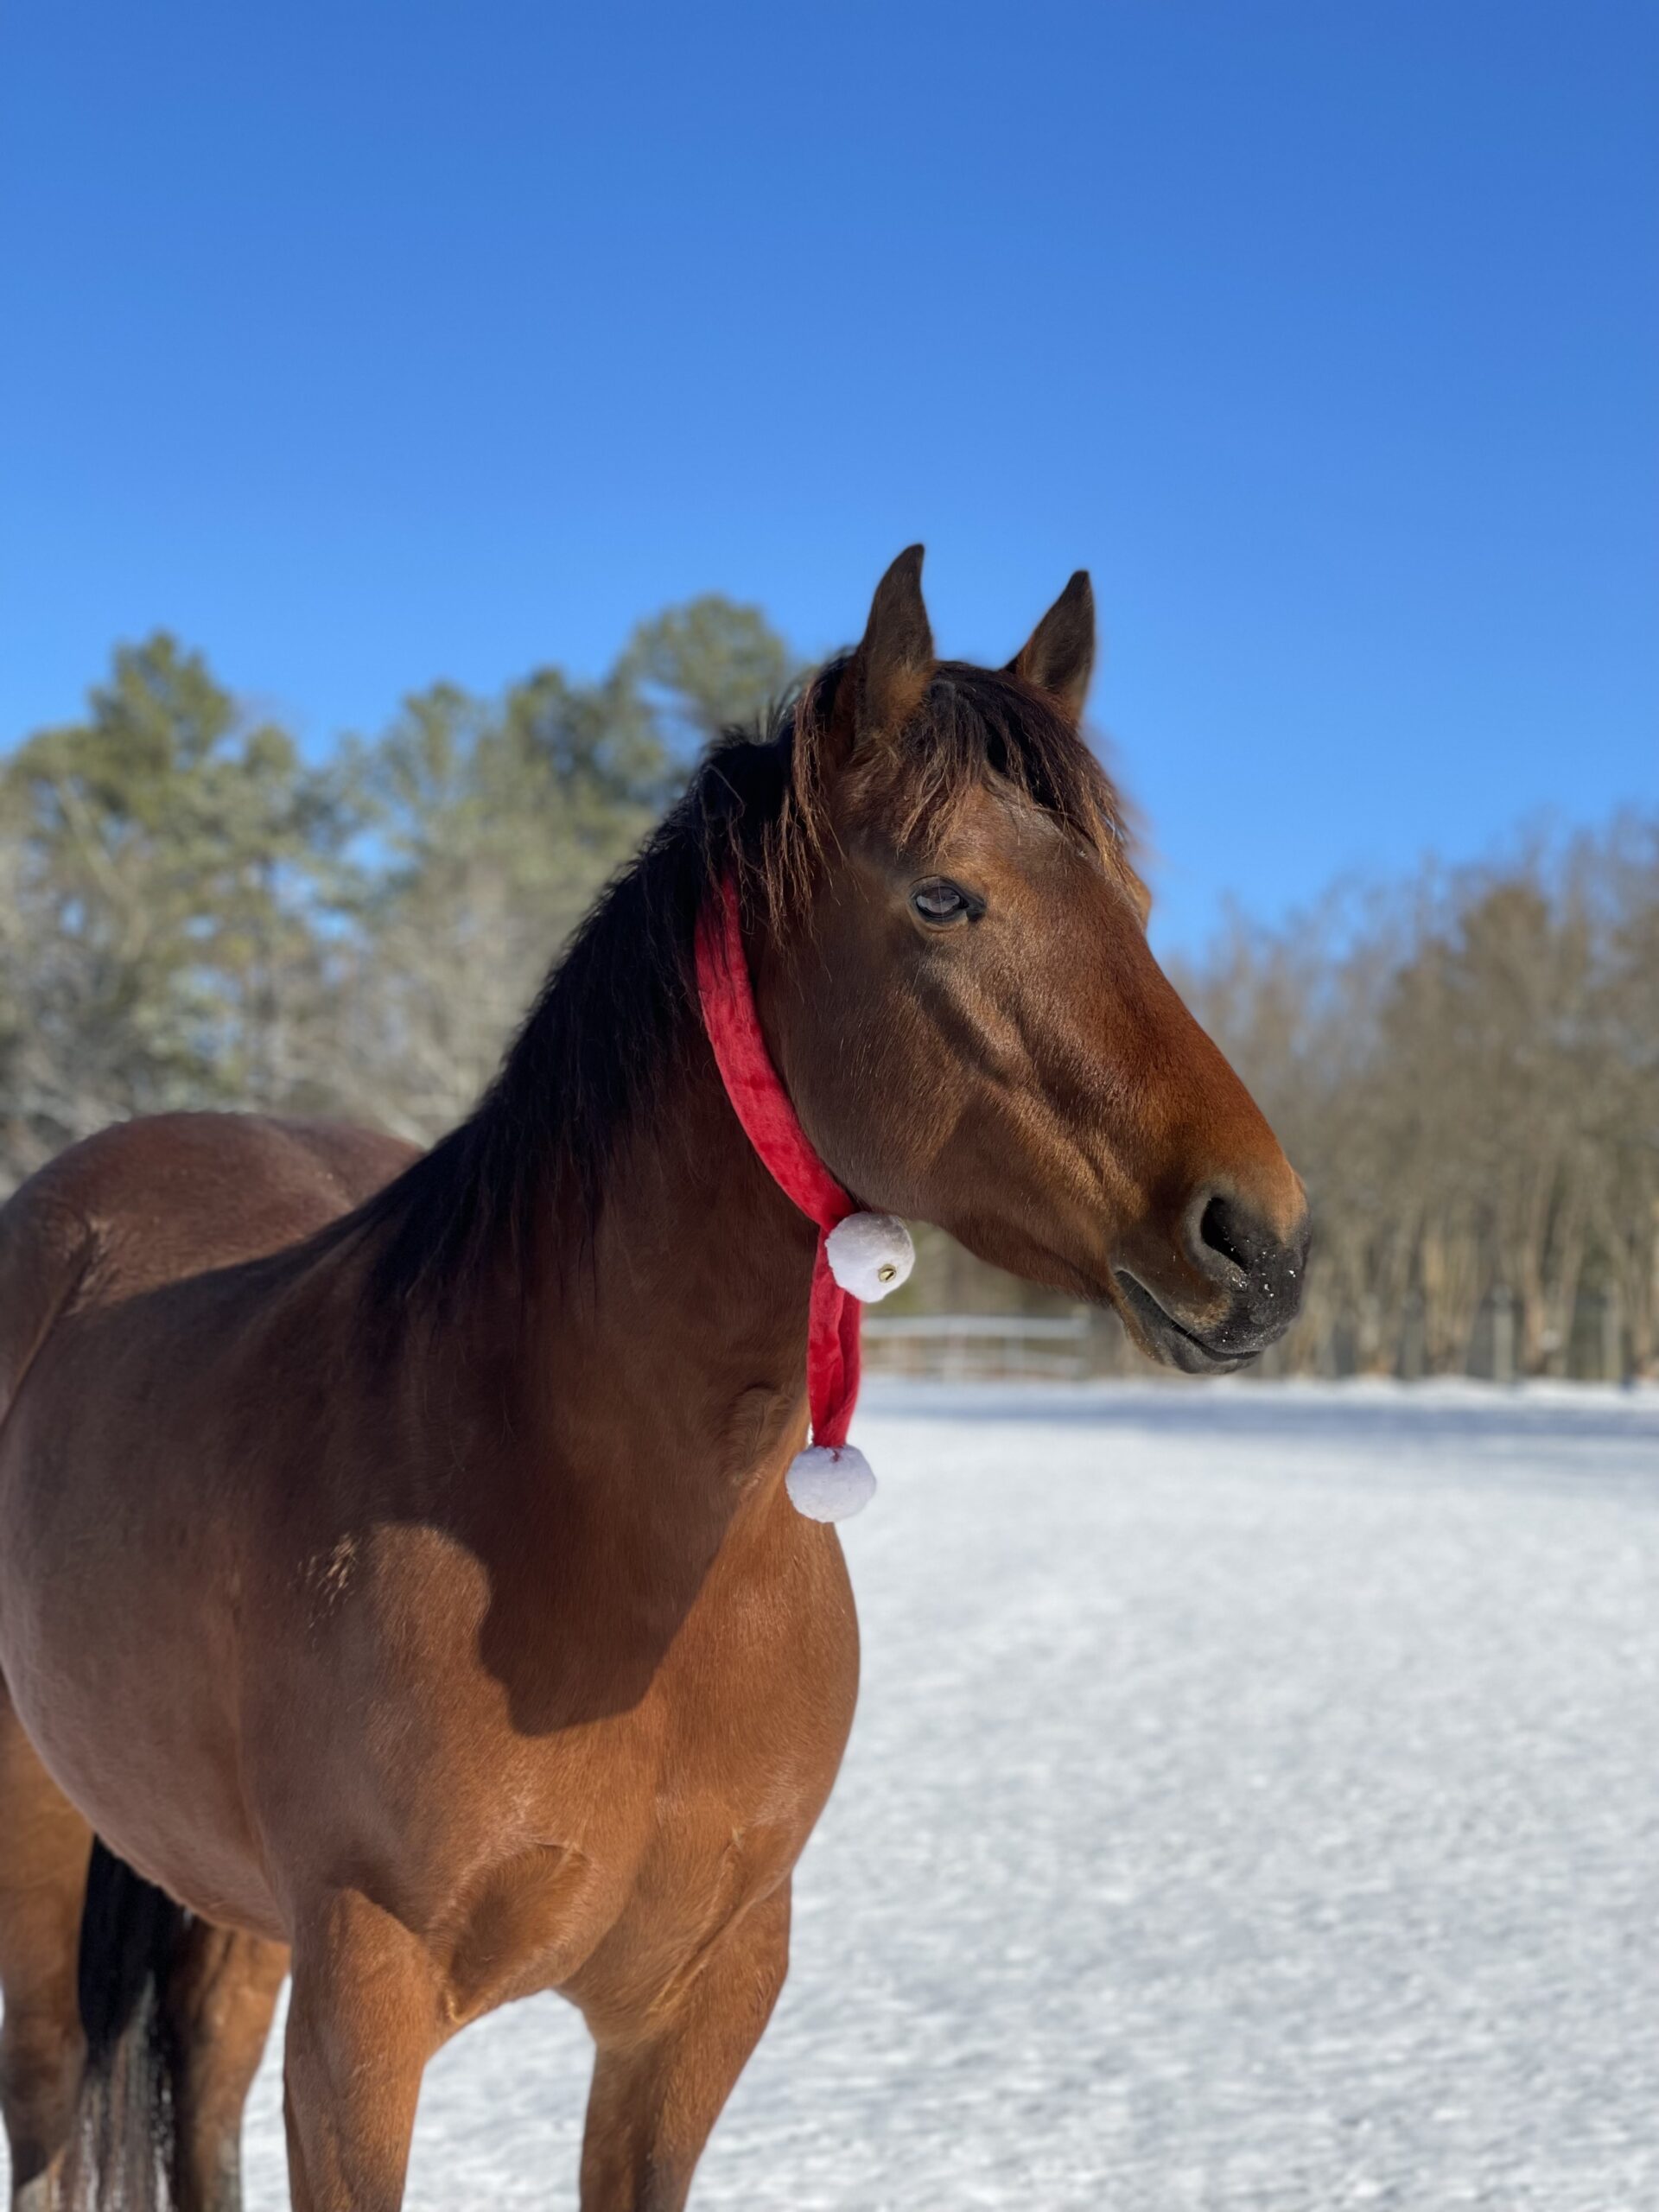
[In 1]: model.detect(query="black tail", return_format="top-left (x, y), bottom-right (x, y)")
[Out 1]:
top-left (64, 1839), bottom-right (191, 2210)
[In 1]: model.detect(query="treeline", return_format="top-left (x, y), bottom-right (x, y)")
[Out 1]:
top-left (0, 601), bottom-right (795, 1173)
top-left (3, 616), bottom-right (1654, 1379)
top-left (1174, 827), bottom-right (1659, 1380)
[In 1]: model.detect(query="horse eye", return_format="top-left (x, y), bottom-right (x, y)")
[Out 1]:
top-left (910, 879), bottom-right (976, 926)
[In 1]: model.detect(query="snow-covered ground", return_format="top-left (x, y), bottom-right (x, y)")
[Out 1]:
top-left (22, 1382), bottom-right (1659, 2208)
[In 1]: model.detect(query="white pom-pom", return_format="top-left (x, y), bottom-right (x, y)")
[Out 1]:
top-left (824, 1211), bottom-right (914, 1302)
top-left (785, 1444), bottom-right (877, 1522)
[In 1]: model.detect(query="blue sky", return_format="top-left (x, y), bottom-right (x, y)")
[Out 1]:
top-left (3, 2), bottom-right (1654, 950)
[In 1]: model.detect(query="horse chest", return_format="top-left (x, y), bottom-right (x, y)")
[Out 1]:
top-left (421, 1559), bottom-right (855, 2036)
top-left (632, 1534), bottom-right (856, 1874)
top-left (488, 1522), bottom-right (858, 2018)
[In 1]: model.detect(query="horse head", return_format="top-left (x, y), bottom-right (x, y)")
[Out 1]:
top-left (753, 547), bottom-right (1311, 1372)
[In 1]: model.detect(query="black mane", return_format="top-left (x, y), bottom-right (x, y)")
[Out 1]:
top-left (358, 660), bottom-right (1126, 1308)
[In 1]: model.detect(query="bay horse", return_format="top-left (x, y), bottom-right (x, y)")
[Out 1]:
top-left (0, 550), bottom-right (1309, 2210)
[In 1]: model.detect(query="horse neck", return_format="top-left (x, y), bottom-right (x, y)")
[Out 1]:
top-left (471, 1020), bottom-right (822, 1550)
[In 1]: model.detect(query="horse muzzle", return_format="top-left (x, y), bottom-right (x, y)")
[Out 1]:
top-left (1115, 1185), bottom-right (1312, 1373)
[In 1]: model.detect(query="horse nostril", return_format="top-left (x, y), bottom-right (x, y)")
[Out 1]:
top-left (1197, 1192), bottom-right (1253, 1279)
top-left (1179, 1187), bottom-right (1311, 1343)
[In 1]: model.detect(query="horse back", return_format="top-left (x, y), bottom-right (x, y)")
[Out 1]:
top-left (0, 1113), bottom-right (419, 1417)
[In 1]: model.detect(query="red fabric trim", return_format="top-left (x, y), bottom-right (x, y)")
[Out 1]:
top-left (694, 877), bottom-right (861, 1453)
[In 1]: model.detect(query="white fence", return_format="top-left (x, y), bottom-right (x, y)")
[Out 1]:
top-left (861, 1312), bottom-right (1095, 1382)
top-left (863, 1289), bottom-right (1644, 1385)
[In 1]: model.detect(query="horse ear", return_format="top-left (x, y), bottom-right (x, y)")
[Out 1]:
top-left (1007, 570), bottom-right (1095, 723)
top-left (852, 545), bottom-right (934, 746)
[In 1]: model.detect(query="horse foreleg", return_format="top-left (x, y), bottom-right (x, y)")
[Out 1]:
top-left (163, 1924), bottom-right (289, 2212)
top-left (0, 1684), bottom-right (89, 2212)
top-left (579, 1883), bottom-right (791, 2212)
top-left (281, 1891), bottom-right (439, 2212)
